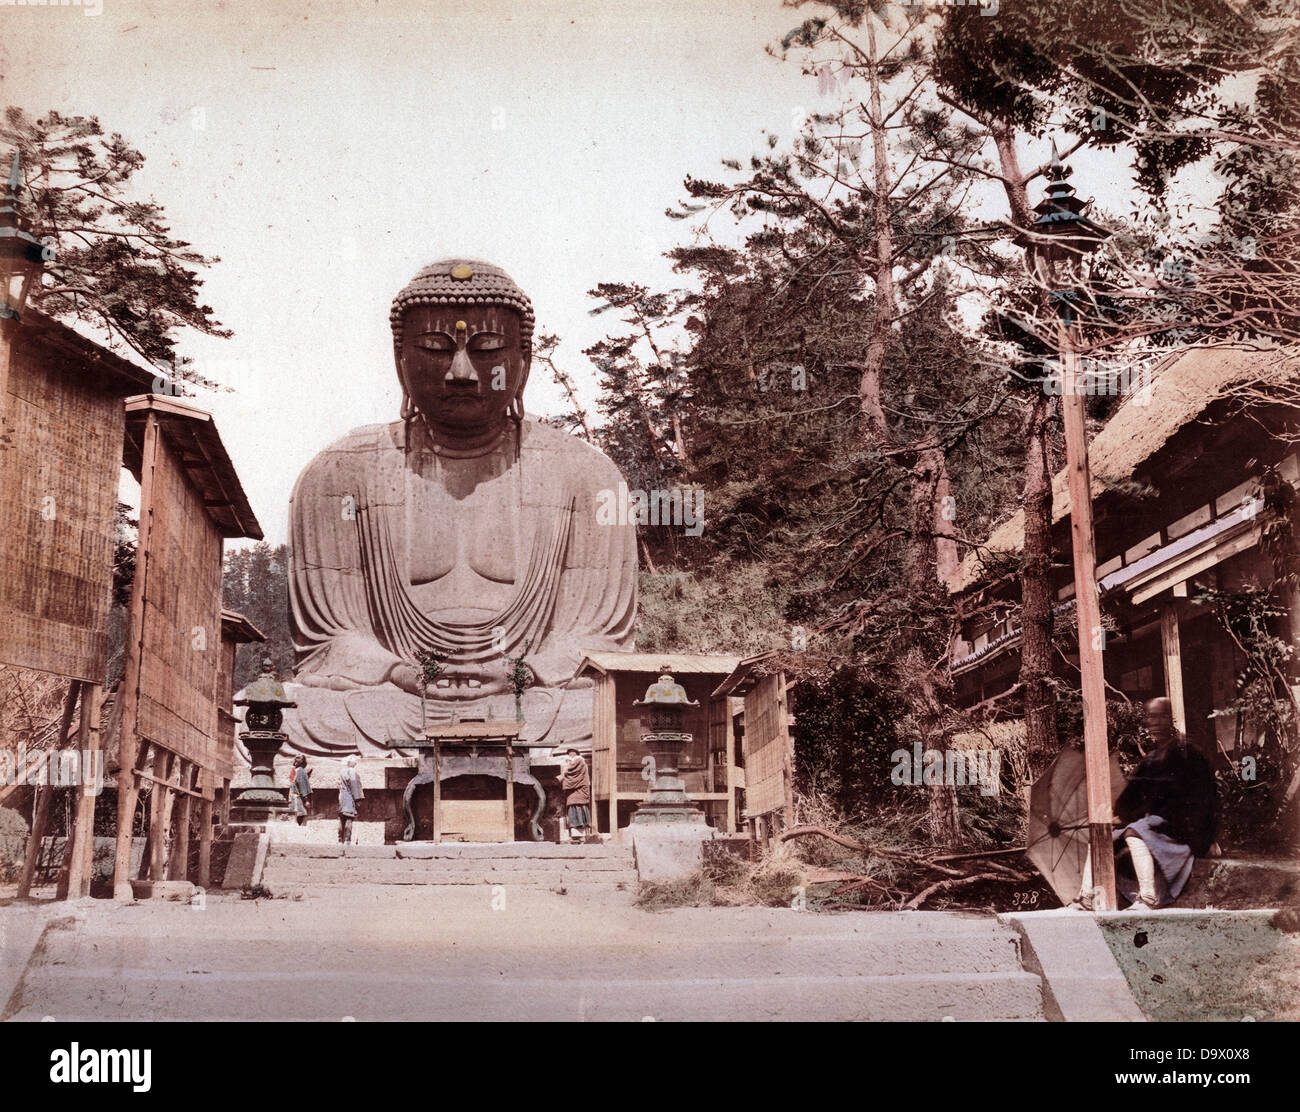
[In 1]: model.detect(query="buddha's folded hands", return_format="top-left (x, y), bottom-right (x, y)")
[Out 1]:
top-left (295, 672), bottom-right (365, 692)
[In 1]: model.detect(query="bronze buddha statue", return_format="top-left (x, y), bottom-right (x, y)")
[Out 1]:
top-left (283, 259), bottom-right (638, 755)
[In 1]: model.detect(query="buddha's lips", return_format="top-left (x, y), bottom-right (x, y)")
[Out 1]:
top-left (434, 394), bottom-right (492, 413)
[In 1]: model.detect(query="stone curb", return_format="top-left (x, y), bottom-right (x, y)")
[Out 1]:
top-left (998, 909), bottom-right (1146, 1022)
top-left (0, 902), bottom-right (88, 1020)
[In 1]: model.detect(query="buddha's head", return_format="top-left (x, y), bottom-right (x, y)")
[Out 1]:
top-left (390, 259), bottom-right (534, 451)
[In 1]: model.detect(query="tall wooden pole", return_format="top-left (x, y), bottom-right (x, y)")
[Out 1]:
top-left (1059, 327), bottom-right (1117, 911)
top-left (114, 408), bottom-right (159, 900)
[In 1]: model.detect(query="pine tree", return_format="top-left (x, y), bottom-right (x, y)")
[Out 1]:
top-left (1, 107), bottom-right (229, 382)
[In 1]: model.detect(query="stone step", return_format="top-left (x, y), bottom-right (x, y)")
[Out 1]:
top-left (267, 842), bottom-right (632, 861)
top-left (263, 856), bottom-right (634, 876)
top-left (264, 877), bottom-right (641, 891)
top-left (12, 961), bottom-right (1044, 1022)
top-left (37, 923), bottom-right (1028, 978)
top-left (260, 842), bottom-right (638, 889)
top-left (7, 892), bottom-right (1045, 1022)
top-left (260, 868), bottom-right (639, 889)
top-left (262, 856), bottom-right (635, 877)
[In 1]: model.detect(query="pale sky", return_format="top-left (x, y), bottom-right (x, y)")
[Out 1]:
top-left (0, 0), bottom-right (1178, 545)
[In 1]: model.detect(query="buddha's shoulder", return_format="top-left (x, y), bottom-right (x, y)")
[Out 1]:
top-left (303, 422), bottom-right (403, 464)
top-left (291, 422), bottom-right (403, 491)
top-left (520, 419), bottom-right (626, 485)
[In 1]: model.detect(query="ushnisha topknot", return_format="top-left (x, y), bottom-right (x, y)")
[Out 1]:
top-left (390, 259), bottom-right (535, 359)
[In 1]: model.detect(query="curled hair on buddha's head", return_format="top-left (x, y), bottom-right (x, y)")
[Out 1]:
top-left (390, 258), bottom-right (535, 359)
top-left (391, 258), bottom-right (533, 452)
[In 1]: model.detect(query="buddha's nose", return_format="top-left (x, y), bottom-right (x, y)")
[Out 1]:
top-left (446, 345), bottom-right (479, 385)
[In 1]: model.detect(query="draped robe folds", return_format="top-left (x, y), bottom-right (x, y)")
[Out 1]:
top-left (283, 417), bottom-right (637, 756)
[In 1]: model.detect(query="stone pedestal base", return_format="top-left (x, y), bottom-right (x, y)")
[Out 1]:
top-left (229, 802), bottom-right (288, 825)
top-left (221, 829), bottom-right (269, 891)
top-left (629, 821), bottom-right (715, 884)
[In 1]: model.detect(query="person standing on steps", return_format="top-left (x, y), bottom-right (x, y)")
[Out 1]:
top-left (559, 747), bottom-right (591, 844)
top-left (338, 755), bottom-right (364, 845)
top-left (288, 754), bottom-right (312, 827)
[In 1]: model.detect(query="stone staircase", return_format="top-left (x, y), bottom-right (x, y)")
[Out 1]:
top-left (259, 841), bottom-right (639, 893)
top-left (6, 899), bottom-right (1046, 1021)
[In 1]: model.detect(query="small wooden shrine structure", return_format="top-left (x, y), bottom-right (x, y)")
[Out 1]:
top-left (576, 651), bottom-right (743, 840)
top-left (404, 720), bottom-right (541, 843)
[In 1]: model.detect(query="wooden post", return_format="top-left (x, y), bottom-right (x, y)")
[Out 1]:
top-left (65, 684), bottom-right (103, 900)
top-left (220, 777), bottom-right (231, 827)
top-left (432, 741), bottom-right (442, 844)
top-left (169, 767), bottom-right (193, 881)
top-left (1160, 600), bottom-right (1188, 738)
top-left (114, 408), bottom-right (160, 901)
top-left (197, 802), bottom-right (214, 888)
top-left (18, 681), bottom-right (81, 898)
top-left (778, 674), bottom-right (795, 829)
top-left (504, 738), bottom-right (515, 842)
top-left (1060, 338), bottom-right (1116, 911)
top-left (150, 751), bottom-right (177, 881)
top-left (725, 700), bottom-right (737, 835)
top-left (609, 678), bottom-right (620, 843)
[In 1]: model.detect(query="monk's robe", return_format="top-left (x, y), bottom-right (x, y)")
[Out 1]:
top-left (283, 416), bottom-right (637, 756)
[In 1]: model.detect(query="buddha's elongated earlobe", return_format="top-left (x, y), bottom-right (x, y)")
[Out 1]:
top-left (508, 391), bottom-right (525, 461)
top-left (396, 354), bottom-right (420, 455)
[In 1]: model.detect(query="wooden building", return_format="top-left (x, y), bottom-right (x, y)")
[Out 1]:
top-left (576, 652), bottom-right (743, 839)
top-left (713, 653), bottom-right (796, 840)
top-left (949, 346), bottom-right (1300, 765)
top-left (1, 310), bottom-right (156, 898)
top-left (113, 394), bottom-right (262, 896)
top-left (1, 310), bottom-right (155, 683)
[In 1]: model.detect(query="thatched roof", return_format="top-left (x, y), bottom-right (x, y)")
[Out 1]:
top-left (948, 345), bottom-right (1300, 595)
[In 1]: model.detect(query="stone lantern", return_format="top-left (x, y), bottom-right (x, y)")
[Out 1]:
top-left (232, 658), bottom-right (297, 817)
top-left (631, 669), bottom-right (702, 824)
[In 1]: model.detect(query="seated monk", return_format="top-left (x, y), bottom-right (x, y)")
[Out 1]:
top-left (1071, 697), bottom-right (1217, 911)
top-left (282, 259), bottom-right (637, 756)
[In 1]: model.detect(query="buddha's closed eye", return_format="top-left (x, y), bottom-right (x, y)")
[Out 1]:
top-left (415, 332), bottom-right (504, 354)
